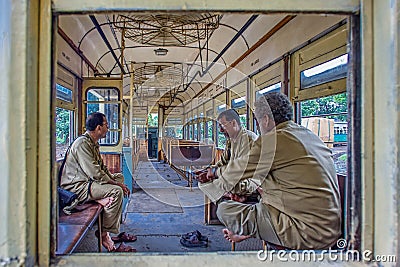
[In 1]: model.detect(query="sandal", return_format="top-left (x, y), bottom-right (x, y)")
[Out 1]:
top-left (111, 231), bottom-right (137, 243)
top-left (182, 230), bottom-right (208, 242)
top-left (111, 242), bottom-right (136, 252)
top-left (180, 235), bottom-right (208, 248)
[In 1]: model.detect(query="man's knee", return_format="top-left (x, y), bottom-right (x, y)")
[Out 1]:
top-left (110, 185), bottom-right (123, 200)
top-left (216, 201), bottom-right (228, 221)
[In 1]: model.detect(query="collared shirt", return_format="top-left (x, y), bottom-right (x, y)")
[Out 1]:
top-left (214, 121), bottom-right (341, 249)
top-left (213, 128), bottom-right (258, 168)
top-left (213, 128), bottom-right (259, 195)
top-left (60, 133), bottom-right (113, 201)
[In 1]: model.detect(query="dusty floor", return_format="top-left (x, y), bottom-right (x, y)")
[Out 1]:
top-left (74, 160), bottom-right (263, 253)
top-left (74, 144), bottom-right (346, 254)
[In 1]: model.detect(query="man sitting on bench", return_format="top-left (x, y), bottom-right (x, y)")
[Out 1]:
top-left (60, 112), bottom-right (137, 252)
top-left (199, 92), bottom-right (341, 250)
top-left (202, 109), bottom-right (259, 202)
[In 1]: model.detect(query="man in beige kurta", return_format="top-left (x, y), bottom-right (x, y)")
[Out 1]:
top-left (204, 92), bottom-right (341, 250)
top-left (207, 109), bottom-right (259, 200)
top-left (60, 112), bottom-right (135, 252)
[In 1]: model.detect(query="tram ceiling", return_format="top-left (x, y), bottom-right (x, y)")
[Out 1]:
top-left (57, 12), bottom-right (345, 109)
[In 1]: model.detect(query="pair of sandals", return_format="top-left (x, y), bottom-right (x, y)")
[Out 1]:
top-left (180, 230), bottom-right (208, 248)
top-left (95, 231), bottom-right (137, 252)
top-left (112, 242), bottom-right (136, 252)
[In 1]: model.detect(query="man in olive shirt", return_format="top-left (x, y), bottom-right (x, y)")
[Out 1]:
top-left (208, 109), bottom-right (258, 202)
top-left (60, 112), bottom-right (136, 252)
top-left (204, 92), bottom-right (341, 250)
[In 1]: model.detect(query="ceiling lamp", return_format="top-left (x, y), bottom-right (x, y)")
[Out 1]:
top-left (154, 48), bottom-right (168, 56)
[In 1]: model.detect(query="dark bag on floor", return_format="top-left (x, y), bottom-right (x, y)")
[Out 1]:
top-left (58, 186), bottom-right (78, 208)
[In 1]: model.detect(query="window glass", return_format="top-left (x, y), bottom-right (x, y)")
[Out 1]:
top-left (188, 123), bottom-right (193, 139)
top-left (300, 54), bottom-right (348, 89)
top-left (193, 123), bottom-right (198, 140)
top-left (217, 103), bottom-right (226, 114)
top-left (55, 107), bottom-right (73, 160)
top-left (239, 114), bottom-right (247, 128)
top-left (86, 87), bottom-right (120, 145)
top-left (148, 113), bottom-right (158, 127)
top-left (217, 122), bottom-right (226, 149)
top-left (175, 125), bottom-right (183, 138)
top-left (165, 118), bottom-right (183, 139)
top-left (199, 121), bottom-right (204, 141)
top-left (231, 96), bottom-right (246, 109)
top-left (256, 82), bottom-right (281, 100)
top-left (56, 83), bottom-right (73, 103)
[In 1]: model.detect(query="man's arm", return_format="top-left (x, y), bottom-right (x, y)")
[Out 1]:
top-left (211, 139), bottom-right (231, 168)
top-left (212, 135), bottom-right (275, 193)
top-left (73, 140), bottom-right (113, 184)
top-left (75, 143), bottom-right (130, 196)
top-left (105, 178), bottom-right (130, 197)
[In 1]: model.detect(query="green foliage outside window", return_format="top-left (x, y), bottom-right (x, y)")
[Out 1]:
top-left (148, 113), bottom-right (158, 127)
top-left (56, 107), bottom-right (71, 144)
top-left (301, 93), bottom-right (347, 121)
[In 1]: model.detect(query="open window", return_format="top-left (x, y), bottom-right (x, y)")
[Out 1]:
top-left (214, 92), bottom-right (227, 148)
top-left (229, 80), bottom-right (247, 127)
top-left (55, 65), bottom-right (77, 160)
top-left (251, 60), bottom-right (284, 133)
top-left (291, 23), bottom-right (350, 240)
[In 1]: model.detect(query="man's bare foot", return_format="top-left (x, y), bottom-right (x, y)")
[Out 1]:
top-left (96, 197), bottom-right (114, 208)
top-left (222, 228), bottom-right (251, 243)
top-left (101, 232), bottom-right (116, 251)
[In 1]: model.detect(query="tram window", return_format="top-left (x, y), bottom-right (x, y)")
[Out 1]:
top-left (217, 122), bottom-right (227, 149)
top-left (199, 113), bottom-right (204, 141)
top-left (300, 92), bottom-right (348, 174)
top-left (217, 103), bottom-right (226, 114)
top-left (188, 124), bottom-right (193, 139)
top-left (239, 114), bottom-right (246, 128)
top-left (231, 96), bottom-right (246, 109)
top-left (56, 84), bottom-right (73, 103)
top-left (148, 113), bottom-right (158, 127)
top-left (199, 121), bottom-right (204, 141)
top-left (136, 126), bottom-right (146, 139)
top-left (193, 123), bottom-right (198, 140)
top-left (175, 125), bottom-right (183, 138)
top-left (216, 104), bottom-right (227, 148)
top-left (300, 54), bottom-right (348, 90)
top-left (205, 109), bottom-right (214, 142)
top-left (164, 127), bottom-right (176, 137)
top-left (205, 120), bottom-right (214, 141)
top-left (86, 88), bottom-right (120, 146)
top-left (255, 82), bottom-right (282, 99)
top-left (55, 107), bottom-right (73, 160)
top-left (165, 118), bottom-right (183, 139)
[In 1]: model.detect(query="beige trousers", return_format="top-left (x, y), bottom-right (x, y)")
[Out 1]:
top-left (216, 200), bottom-right (282, 245)
top-left (87, 173), bottom-right (124, 234)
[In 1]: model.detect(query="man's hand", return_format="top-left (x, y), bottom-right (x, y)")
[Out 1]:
top-left (110, 180), bottom-right (130, 197)
top-left (119, 183), bottom-right (130, 197)
top-left (195, 172), bottom-right (212, 183)
top-left (207, 167), bottom-right (216, 180)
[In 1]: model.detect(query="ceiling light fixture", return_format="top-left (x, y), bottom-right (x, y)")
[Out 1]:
top-left (154, 48), bottom-right (168, 56)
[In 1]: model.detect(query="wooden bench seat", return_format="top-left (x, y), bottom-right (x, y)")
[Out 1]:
top-left (56, 202), bottom-right (103, 255)
top-left (168, 143), bottom-right (214, 190)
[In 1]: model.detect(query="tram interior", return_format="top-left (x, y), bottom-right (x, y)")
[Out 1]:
top-left (54, 11), bottom-right (350, 253)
